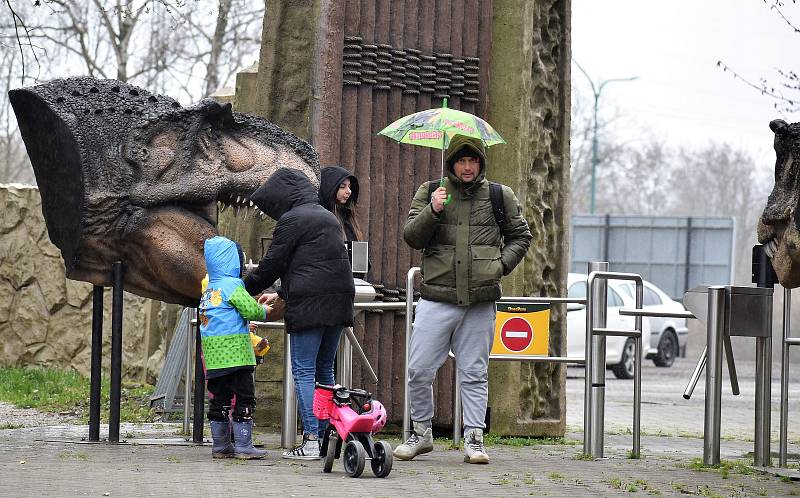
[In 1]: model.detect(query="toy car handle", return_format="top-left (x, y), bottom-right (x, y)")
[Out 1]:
top-left (315, 382), bottom-right (371, 399)
top-left (315, 382), bottom-right (339, 391)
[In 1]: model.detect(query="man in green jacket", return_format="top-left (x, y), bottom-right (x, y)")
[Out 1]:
top-left (394, 135), bottom-right (532, 464)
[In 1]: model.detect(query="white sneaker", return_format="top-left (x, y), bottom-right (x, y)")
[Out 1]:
top-left (463, 428), bottom-right (489, 464)
top-left (282, 434), bottom-right (320, 460)
top-left (393, 422), bottom-right (433, 461)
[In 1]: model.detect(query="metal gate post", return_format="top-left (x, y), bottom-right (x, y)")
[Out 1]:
top-left (703, 286), bottom-right (725, 465)
top-left (109, 261), bottom-right (124, 443)
top-left (754, 301), bottom-right (774, 467)
top-left (403, 267), bottom-right (420, 441)
top-left (780, 287), bottom-right (791, 467)
top-left (184, 309), bottom-right (194, 434)
top-left (281, 336), bottom-right (297, 448)
top-left (336, 327), bottom-right (353, 387)
top-left (89, 286), bottom-right (103, 442)
top-left (584, 261), bottom-right (608, 457)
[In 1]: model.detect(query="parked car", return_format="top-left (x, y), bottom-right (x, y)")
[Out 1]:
top-left (612, 279), bottom-right (689, 368)
top-left (566, 273), bottom-right (652, 379)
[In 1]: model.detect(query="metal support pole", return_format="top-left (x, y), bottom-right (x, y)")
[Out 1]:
top-left (633, 282), bottom-right (643, 458)
top-left (703, 286), bottom-right (725, 466)
top-left (343, 327), bottom-right (378, 384)
top-left (336, 327), bottom-right (353, 388)
top-left (453, 367), bottom-right (462, 446)
top-left (192, 309), bottom-right (205, 443)
top-left (403, 267), bottom-right (419, 441)
top-left (754, 332), bottom-right (773, 467)
top-left (780, 287), bottom-right (791, 467)
top-left (281, 335), bottom-right (297, 448)
top-left (683, 346), bottom-right (706, 399)
top-left (89, 286), bottom-right (103, 442)
top-left (109, 261), bottom-right (124, 443)
top-left (584, 261), bottom-right (608, 457)
top-left (183, 309), bottom-right (194, 435)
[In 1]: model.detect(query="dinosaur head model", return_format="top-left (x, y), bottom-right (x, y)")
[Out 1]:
top-left (758, 119), bottom-right (800, 288)
top-left (10, 77), bottom-right (319, 306)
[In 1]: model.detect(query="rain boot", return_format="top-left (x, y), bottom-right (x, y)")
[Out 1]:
top-left (232, 420), bottom-right (268, 460)
top-left (210, 421), bottom-right (235, 459)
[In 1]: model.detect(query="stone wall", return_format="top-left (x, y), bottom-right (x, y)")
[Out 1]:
top-left (0, 184), bottom-right (167, 382)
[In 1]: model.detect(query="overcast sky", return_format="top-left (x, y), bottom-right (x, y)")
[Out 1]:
top-left (571, 0), bottom-right (799, 169)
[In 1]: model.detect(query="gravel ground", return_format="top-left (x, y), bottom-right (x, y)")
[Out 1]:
top-left (0, 401), bottom-right (81, 428)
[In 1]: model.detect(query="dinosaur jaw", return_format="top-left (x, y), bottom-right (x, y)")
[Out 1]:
top-left (758, 217), bottom-right (800, 288)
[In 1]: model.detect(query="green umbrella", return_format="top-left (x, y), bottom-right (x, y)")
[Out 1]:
top-left (378, 98), bottom-right (505, 205)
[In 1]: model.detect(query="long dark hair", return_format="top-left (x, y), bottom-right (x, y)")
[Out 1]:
top-left (333, 196), bottom-right (364, 241)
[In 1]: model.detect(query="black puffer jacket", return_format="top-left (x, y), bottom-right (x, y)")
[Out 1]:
top-left (244, 168), bottom-right (355, 333)
top-left (319, 165), bottom-right (360, 242)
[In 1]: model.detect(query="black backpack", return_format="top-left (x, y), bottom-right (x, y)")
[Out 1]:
top-left (427, 180), bottom-right (506, 226)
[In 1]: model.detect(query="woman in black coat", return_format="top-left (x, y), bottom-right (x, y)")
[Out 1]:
top-left (244, 168), bottom-right (354, 460)
top-left (319, 165), bottom-right (363, 243)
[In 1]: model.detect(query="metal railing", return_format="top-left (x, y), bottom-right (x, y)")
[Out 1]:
top-left (780, 287), bottom-right (796, 468)
top-left (584, 266), bottom-right (644, 459)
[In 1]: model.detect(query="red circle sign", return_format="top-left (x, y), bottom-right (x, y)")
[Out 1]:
top-left (500, 317), bottom-right (533, 352)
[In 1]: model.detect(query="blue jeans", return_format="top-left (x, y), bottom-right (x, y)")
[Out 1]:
top-left (289, 326), bottom-right (343, 437)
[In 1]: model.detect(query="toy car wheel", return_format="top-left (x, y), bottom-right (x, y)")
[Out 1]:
top-left (370, 440), bottom-right (393, 478)
top-left (323, 430), bottom-right (337, 473)
top-left (343, 440), bottom-right (366, 478)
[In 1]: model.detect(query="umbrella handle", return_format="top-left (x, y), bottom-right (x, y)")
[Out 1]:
top-left (439, 178), bottom-right (452, 206)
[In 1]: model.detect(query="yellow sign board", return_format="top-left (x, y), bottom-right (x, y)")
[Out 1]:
top-left (491, 302), bottom-right (550, 356)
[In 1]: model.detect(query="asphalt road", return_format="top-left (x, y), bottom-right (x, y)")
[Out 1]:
top-left (566, 354), bottom-right (800, 443)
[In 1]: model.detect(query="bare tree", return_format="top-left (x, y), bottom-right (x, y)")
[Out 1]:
top-left (718, 0), bottom-right (800, 114)
top-left (600, 139), bottom-right (673, 216)
top-left (669, 143), bottom-right (772, 282)
top-left (569, 85), bottom-right (628, 214)
top-left (0, 0), bottom-right (263, 184)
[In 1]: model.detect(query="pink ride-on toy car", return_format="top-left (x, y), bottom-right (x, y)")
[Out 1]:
top-left (313, 383), bottom-right (392, 478)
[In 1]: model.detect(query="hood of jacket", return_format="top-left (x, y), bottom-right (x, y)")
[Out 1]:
top-left (445, 135), bottom-right (487, 192)
top-left (319, 165), bottom-right (359, 211)
top-left (204, 236), bottom-right (242, 279)
top-left (445, 135), bottom-right (487, 173)
top-left (251, 168), bottom-right (319, 220)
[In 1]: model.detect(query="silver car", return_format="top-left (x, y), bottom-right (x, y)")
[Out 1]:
top-left (567, 273), bottom-right (652, 379)
top-left (613, 279), bottom-right (689, 367)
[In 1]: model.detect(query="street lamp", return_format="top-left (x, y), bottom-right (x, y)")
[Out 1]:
top-left (573, 60), bottom-right (638, 214)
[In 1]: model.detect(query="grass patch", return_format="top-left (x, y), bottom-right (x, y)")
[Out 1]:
top-left (548, 472), bottom-right (564, 480)
top-left (574, 452), bottom-right (595, 461)
top-left (684, 457), bottom-right (756, 478)
top-left (58, 450), bottom-right (89, 461)
top-left (605, 477), bottom-right (660, 494)
top-left (483, 433), bottom-right (579, 447)
top-left (0, 422), bottom-right (23, 430)
top-left (0, 367), bottom-right (155, 423)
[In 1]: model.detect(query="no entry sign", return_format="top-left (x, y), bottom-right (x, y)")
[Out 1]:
top-left (491, 302), bottom-right (550, 356)
top-left (500, 317), bottom-right (533, 351)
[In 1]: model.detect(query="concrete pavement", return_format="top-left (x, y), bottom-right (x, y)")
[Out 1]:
top-left (0, 422), bottom-right (797, 497)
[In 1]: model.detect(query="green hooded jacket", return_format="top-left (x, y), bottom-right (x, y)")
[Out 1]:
top-left (403, 136), bottom-right (532, 306)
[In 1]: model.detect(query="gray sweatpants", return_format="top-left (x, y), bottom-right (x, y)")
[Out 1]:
top-left (408, 298), bottom-right (496, 432)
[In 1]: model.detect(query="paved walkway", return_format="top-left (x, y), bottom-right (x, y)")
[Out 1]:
top-left (0, 423), bottom-right (798, 497)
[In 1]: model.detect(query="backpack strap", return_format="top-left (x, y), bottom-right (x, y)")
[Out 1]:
top-left (426, 180), bottom-right (439, 203)
top-left (488, 182), bottom-right (506, 227)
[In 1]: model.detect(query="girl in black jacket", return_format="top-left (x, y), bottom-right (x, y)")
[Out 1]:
top-left (318, 165), bottom-right (363, 243)
top-left (244, 168), bottom-right (355, 460)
